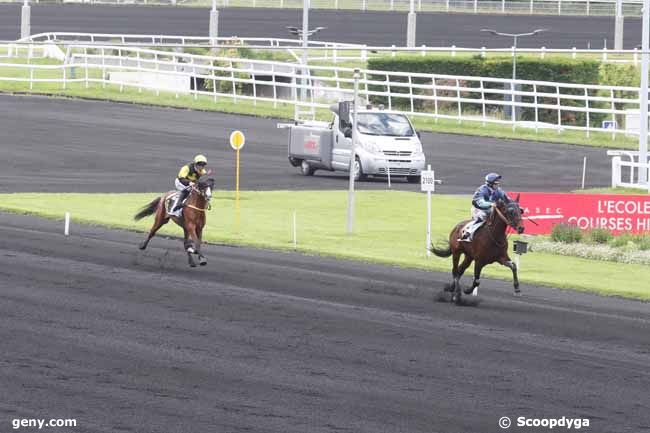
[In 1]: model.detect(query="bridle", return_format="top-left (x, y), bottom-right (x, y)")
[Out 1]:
top-left (185, 184), bottom-right (212, 212)
top-left (486, 202), bottom-right (522, 248)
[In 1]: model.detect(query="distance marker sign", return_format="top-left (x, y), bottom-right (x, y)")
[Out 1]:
top-left (230, 130), bottom-right (246, 150)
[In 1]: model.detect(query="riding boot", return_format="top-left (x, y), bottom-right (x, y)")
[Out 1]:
top-left (172, 188), bottom-right (190, 212)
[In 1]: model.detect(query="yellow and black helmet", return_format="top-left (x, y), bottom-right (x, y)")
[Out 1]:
top-left (194, 154), bottom-right (208, 165)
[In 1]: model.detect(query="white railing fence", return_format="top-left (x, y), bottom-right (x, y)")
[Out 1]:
top-left (609, 151), bottom-right (650, 190)
top-left (1, 43), bottom-right (648, 137)
top-left (2, 0), bottom-right (645, 16)
top-left (13, 33), bottom-right (649, 65)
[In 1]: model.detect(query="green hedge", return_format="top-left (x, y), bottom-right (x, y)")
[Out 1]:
top-left (365, 55), bottom-right (634, 127)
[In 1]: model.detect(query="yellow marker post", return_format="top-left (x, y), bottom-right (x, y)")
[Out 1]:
top-left (229, 130), bottom-right (245, 232)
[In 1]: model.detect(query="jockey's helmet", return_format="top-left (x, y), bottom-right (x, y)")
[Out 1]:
top-left (194, 154), bottom-right (208, 166)
top-left (485, 172), bottom-right (502, 186)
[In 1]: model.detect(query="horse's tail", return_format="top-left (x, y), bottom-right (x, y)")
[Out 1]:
top-left (134, 197), bottom-right (161, 221)
top-left (430, 241), bottom-right (452, 258)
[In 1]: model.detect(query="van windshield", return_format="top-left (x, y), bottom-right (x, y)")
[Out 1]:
top-left (356, 113), bottom-right (414, 137)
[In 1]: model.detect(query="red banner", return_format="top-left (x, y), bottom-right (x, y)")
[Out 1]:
top-left (513, 192), bottom-right (650, 235)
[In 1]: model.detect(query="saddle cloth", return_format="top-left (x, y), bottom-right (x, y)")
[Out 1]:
top-left (461, 219), bottom-right (485, 237)
top-left (165, 191), bottom-right (182, 217)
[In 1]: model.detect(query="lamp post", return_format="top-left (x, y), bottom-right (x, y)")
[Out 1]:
top-left (639, 0), bottom-right (649, 184)
top-left (21, 0), bottom-right (30, 40)
top-left (407, 0), bottom-right (416, 47)
top-left (210, 0), bottom-right (219, 44)
top-left (614, 0), bottom-right (624, 51)
top-left (481, 28), bottom-right (547, 127)
top-left (347, 68), bottom-right (360, 234)
top-left (286, 14), bottom-right (326, 105)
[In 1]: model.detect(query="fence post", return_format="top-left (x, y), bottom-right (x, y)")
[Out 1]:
top-left (529, 0), bottom-right (533, 14)
top-left (481, 46), bottom-right (486, 58)
top-left (502, 0), bottom-right (505, 13)
top-left (556, 85), bottom-right (561, 133)
top-left (446, 0), bottom-right (449, 12)
top-left (451, 45), bottom-right (456, 57)
top-left (572, 46), bottom-right (577, 59)
top-left (84, 47), bottom-right (88, 89)
top-left (456, 79), bottom-right (462, 124)
top-left (634, 47), bottom-right (639, 66)
top-left (541, 46), bottom-right (546, 59)
top-left (421, 44), bottom-right (426, 57)
top-left (101, 47), bottom-right (106, 88)
top-left (474, 0), bottom-right (478, 13)
top-left (558, 0), bottom-right (561, 15)
top-left (585, 87), bottom-right (590, 138)
top-left (611, 156), bottom-right (621, 187)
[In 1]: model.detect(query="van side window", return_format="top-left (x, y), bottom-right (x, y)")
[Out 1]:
top-left (339, 117), bottom-right (351, 131)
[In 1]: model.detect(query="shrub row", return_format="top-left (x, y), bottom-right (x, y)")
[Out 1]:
top-left (366, 55), bottom-right (638, 127)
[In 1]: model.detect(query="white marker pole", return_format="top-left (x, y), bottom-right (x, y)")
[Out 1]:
top-left (386, 158), bottom-right (391, 189)
top-left (292, 210), bottom-right (297, 249)
top-left (581, 156), bottom-right (587, 189)
top-left (64, 212), bottom-right (70, 236)
top-left (426, 164), bottom-right (432, 257)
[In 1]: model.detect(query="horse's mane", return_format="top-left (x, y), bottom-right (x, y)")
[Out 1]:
top-left (198, 178), bottom-right (215, 189)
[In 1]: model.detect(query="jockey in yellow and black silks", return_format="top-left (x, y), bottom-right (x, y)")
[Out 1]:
top-left (172, 154), bottom-right (209, 213)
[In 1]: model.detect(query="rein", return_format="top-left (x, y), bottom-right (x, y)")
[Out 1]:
top-left (185, 186), bottom-right (212, 212)
top-left (486, 207), bottom-right (510, 248)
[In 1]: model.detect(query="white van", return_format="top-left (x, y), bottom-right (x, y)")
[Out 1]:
top-left (283, 102), bottom-right (426, 183)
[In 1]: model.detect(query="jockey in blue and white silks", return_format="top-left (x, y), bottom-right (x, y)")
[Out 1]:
top-left (460, 173), bottom-right (510, 242)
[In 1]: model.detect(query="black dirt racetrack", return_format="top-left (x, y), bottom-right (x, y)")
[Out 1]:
top-left (0, 94), bottom-right (645, 432)
top-left (0, 4), bottom-right (645, 49)
top-left (0, 95), bottom-right (610, 193)
top-left (1, 212), bottom-right (649, 433)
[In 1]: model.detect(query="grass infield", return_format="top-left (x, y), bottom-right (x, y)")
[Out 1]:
top-left (0, 191), bottom-right (648, 300)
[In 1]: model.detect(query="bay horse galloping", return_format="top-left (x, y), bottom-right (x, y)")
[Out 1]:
top-left (134, 179), bottom-right (214, 267)
top-left (431, 196), bottom-right (525, 305)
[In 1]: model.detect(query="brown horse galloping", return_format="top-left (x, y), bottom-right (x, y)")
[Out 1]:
top-left (431, 196), bottom-right (525, 305)
top-left (134, 179), bottom-right (214, 267)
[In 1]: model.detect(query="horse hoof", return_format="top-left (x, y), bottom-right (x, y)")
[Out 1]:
top-left (471, 288), bottom-right (479, 297)
top-left (513, 291), bottom-right (521, 297)
top-left (189, 262), bottom-right (197, 268)
top-left (138, 242), bottom-right (147, 250)
top-left (198, 257), bottom-right (207, 266)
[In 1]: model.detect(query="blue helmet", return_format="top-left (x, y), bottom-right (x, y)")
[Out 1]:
top-left (485, 172), bottom-right (502, 185)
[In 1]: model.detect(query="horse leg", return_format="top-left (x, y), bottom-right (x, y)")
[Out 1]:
top-left (451, 251), bottom-right (463, 304)
top-left (185, 223), bottom-right (202, 268)
top-left (499, 256), bottom-right (520, 295)
top-left (454, 256), bottom-right (475, 294)
top-left (468, 262), bottom-right (485, 296)
top-left (139, 207), bottom-right (168, 250)
top-left (196, 225), bottom-right (207, 266)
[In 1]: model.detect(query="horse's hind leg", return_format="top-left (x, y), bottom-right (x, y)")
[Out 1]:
top-left (451, 251), bottom-right (463, 304)
top-left (139, 209), bottom-right (169, 250)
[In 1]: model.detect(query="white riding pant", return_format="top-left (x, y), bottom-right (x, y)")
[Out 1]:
top-left (471, 207), bottom-right (488, 221)
top-left (174, 178), bottom-right (186, 191)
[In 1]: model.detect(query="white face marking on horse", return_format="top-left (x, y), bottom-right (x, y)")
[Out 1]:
top-left (205, 187), bottom-right (212, 200)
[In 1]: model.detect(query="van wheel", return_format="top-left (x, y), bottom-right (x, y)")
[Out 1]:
top-left (301, 160), bottom-right (316, 176)
top-left (354, 157), bottom-right (367, 181)
top-left (407, 175), bottom-right (421, 184)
